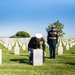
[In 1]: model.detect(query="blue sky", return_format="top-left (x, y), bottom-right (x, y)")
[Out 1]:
top-left (0, 0), bottom-right (75, 37)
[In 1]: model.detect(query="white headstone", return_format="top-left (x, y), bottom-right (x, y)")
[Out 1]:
top-left (58, 47), bottom-right (63, 55)
top-left (0, 49), bottom-right (2, 64)
top-left (16, 42), bottom-right (18, 46)
top-left (66, 44), bottom-right (69, 50)
top-left (14, 46), bottom-right (20, 55)
top-left (8, 44), bottom-right (12, 50)
top-left (4, 43), bottom-right (8, 48)
top-left (33, 49), bottom-right (43, 66)
top-left (22, 44), bottom-right (26, 50)
top-left (58, 41), bottom-right (63, 55)
top-left (70, 42), bottom-right (73, 47)
top-left (12, 42), bottom-right (15, 46)
top-left (19, 42), bottom-right (22, 46)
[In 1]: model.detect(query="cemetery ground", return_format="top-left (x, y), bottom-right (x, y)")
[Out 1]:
top-left (0, 43), bottom-right (75, 75)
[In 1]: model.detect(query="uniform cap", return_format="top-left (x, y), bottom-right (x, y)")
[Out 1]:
top-left (35, 33), bottom-right (42, 38)
top-left (51, 25), bottom-right (55, 29)
top-left (52, 25), bottom-right (55, 28)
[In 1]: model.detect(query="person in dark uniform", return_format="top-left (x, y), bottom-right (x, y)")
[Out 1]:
top-left (47, 25), bottom-right (58, 59)
top-left (28, 33), bottom-right (46, 64)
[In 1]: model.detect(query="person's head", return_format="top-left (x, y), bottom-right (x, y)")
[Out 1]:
top-left (51, 25), bottom-right (55, 30)
top-left (35, 33), bottom-right (42, 41)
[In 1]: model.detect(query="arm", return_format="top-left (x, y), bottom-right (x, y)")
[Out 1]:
top-left (28, 38), bottom-right (33, 51)
top-left (42, 38), bottom-right (46, 51)
top-left (56, 31), bottom-right (58, 44)
top-left (47, 32), bottom-right (49, 44)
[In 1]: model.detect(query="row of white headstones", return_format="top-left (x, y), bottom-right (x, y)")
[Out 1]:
top-left (58, 37), bottom-right (75, 55)
top-left (45, 37), bottom-right (75, 55)
top-left (0, 38), bottom-right (44, 66)
top-left (0, 37), bottom-right (75, 65)
top-left (0, 38), bottom-right (30, 51)
top-left (0, 38), bottom-right (30, 64)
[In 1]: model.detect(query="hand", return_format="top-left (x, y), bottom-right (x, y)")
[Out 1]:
top-left (39, 41), bottom-right (43, 44)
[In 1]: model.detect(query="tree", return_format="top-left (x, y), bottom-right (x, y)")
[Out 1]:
top-left (9, 35), bottom-right (18, 38)
top-left (16, 31), bottom-right (30, 38)
top-left (10, 31), bottom-right (30, 38)
top-left (46, 20), bottom-right (65, 37)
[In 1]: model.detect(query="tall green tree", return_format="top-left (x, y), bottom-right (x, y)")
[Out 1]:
top-left (16, 31), bottom-right (30, 38)
top-left (46, 20), bottom-right (65, 37)
top-left (10, 31), bottom-right (30, 38)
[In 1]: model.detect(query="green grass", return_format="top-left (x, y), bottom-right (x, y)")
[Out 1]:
top-left (0, 44), bottom-right (75, 75)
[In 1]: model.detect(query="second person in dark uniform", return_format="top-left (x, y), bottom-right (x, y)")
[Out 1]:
top-left (47, 25), bottom-right (58, 59)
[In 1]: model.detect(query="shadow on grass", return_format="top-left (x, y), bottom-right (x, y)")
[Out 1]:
top-left (46, 56), bottom-right (50, 59)
top-left (46, 56), bottom-right (57, 59)
top-left (71, 52), bottom-right (75, 54)
top-left (20, 54), bottom-right (28, 57)
top-left (65, 62), bottom-right (75, 65)
top-left (10, 53), bottom-right (14, 55)
top-left (10, 58), bottom-right (30, 65)
top-left (10, 53), bottom-right (29, 57)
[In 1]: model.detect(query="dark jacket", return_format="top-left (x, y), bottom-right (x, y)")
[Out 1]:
top-left (47, 29), bottom-right (58, 46)
top-left (28, 37), bottom-right (45, 51)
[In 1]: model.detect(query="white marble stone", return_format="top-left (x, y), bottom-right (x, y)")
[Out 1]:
top-left (33, 49), bottom-right (43, 66)
top-left (66, 44), bottom-right (69, 50)
top-left (58, 41), bottom-right (63, 55)
top-left (8, 44), bottom-right (12, 50)
top-left (14, 46), bottom-right (20, 55)
top-left (4, 43), bottom-right (8, 48)
top-left (58, 46), bottom-right (63, 55)
top-left (22, 44), bottom-right (26, 50)
top-left (0, 49), bottom-right (2, 64)
top-left (70, 43), bottom-right (73, 48)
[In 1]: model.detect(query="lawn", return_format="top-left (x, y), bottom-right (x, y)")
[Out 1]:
top-left (0, 43), bottom-right (75, 75)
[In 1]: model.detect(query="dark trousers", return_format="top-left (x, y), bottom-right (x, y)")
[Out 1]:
top-left (29, 51), bottom-right (33, 61)
top-left (49, 45), bottom-right (56, 59)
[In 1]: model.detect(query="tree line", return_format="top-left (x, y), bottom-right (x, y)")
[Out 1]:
top-left (10, 20), bottom-right (64, 38)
